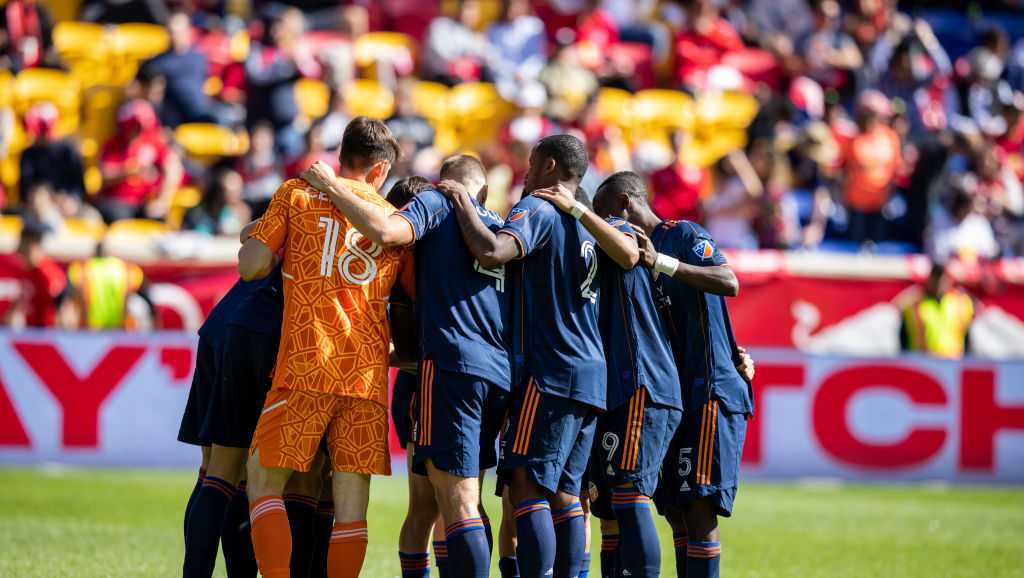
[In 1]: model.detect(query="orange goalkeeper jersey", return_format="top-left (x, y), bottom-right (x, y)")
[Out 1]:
top-left (251, 177), bottom-right (413, 407)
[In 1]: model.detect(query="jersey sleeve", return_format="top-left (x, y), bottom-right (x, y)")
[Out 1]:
top-left (499, 196), bottom-right (555, 257)
top-left (678, 221), bottom-right (727, 267)
top-left (250, 182), bottom-right (293, 253)
top-left (606, 216), bottom-right (636, 237)
top-left (397, 189), bottom-right (449, 241)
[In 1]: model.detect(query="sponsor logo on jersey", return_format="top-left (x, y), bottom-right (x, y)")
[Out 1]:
top-left (694, 239), bottom-right (714, 260)
top-left (508, 208), bottom-right (529, 222)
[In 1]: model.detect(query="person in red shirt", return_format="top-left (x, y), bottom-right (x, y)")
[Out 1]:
top-left (648, 130), bottom-right (710, 222)
top-left (841, 90), bottom-right (902, 245)
top-left (97, 99), bottom-right (183, 223)
top-left (4, 224), bottom-right (67, 328)
top-left (673, 0), bottom-right (745, 89)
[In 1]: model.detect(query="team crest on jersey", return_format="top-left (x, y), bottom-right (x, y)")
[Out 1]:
top-left (694, 239), bottom-right (714, 260)
top-left (508, 208), bottom-right (529, 222)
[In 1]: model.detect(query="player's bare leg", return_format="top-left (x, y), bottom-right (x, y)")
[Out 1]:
top-left (681, 498), bottom-right (720, 578)
top-left (246, 450), bottom-right (296, 578)
top-left (399, 446), bottom-right (442, 577)
top-left (599, 518), bottom-right (619, 578)
top-left (426, 460), bottom-right (489, 577)
top-left (184, 445), bottom-right (248, 577)
top-left (478, 470), bottom-right (493, 556)
top-left (285, 454), bottom-right (325, 578)
top-left (498, 490), bottom-right (519, 577)
top-left (661, 505), bottom-right (689, 578)
top-left (328, 471), bottom-right (372, 578)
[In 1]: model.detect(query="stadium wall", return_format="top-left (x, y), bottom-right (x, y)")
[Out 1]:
top-left (0, 331), bottom-right (1021, 483)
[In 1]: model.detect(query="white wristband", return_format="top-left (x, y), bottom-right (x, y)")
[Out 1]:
top-left (569, 201), bottom-right (587, 220)
top-left (654, 253), bottom-right (679, 276)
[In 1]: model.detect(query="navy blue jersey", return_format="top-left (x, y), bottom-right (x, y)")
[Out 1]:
top-left (651, 220), bottom-right (752, 414)
top-left (226, 264), bottom-right (284, 337)
top-left (197, 272), bottom-right (270, 347)
top-left (599, 217), bottom-right (682, 411)
top-left (500, 194), bottom-right (606, 409)
top-left (397, 189), bottom-right (511, 390)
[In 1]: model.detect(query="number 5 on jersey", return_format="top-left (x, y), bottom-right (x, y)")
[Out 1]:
top-left (319, 217), bottom-right (381, 285)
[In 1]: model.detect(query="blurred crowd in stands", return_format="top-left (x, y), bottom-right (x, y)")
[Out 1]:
top-left (2, 0), bottom-right (1024, 262)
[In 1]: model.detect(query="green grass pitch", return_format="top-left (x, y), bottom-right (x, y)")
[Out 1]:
top-left (0, 468), bottom-right (1021, 577)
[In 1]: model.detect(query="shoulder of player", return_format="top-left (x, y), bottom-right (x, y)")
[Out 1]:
top-left (509, 194), bottom-right (556, 221)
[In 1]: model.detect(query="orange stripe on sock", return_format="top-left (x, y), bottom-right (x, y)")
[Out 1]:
top-left (328, 521), bottom-right (368, 578)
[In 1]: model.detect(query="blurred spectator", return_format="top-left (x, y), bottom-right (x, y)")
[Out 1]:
top-left (386, 78), bottom-right (435, 154)
top-left (18, 103), bottom-right (86, 201)
top-left (19, 183), bottom-right (64, 232)
top-left (66, 246), bottom-right (154, 330)
top-left (182, 165), bottom-right (251, 236)
top-left (487, 0), bottom-right (547, 99)
top-left (286, 121), bottom-right (338, 177)
top-left (798, 0), bottom-right (861, 99)
top-left (237, 121), bottom-right (283, 217)
top-left (97, 100), bottom-right (183, 223)
top-left (649, 130), bottom-right (709, 222)
top-left (0, 0), bottom-right (57, 72)
top-left (319, 90), bottom-right (351, 151)
top-left (900, 262), bottom-right (974, 359)
top-left (3, 223), bottom-right (67, 328)
top-left (927, 178), bottom-right (999, 262)
top-left (703, 150), bottom-right (763, 250)
top-left (80, 0), bottom-right (170, 24)
top-left (673, 0), bottom-right (745, 89)
top-left (841, 90), bottom-right (902, 245)
top-left (422, 0), bottom-right (489, 85)
top-left (147, 12), bottom-right (231, 127)
top-left (540, 40), bottom-right (598, 121)
top-left (246, 7), bottom-right (313, 160)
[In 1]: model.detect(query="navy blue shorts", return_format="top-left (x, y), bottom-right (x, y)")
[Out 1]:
top-left (177, 336), bottom-right (221, 447)
top-left (654, 398), bottom-right (748, 517)
top-left (589, 387), bottom-right (681, 520)
top-left (412, 360), bottom-right (508, 478)
top-left (203, 325), bottom-right (278, 448)
top-left (391, 370), bottom-right (418, 448)
top-left (497, 377), bottom-right (597, 497)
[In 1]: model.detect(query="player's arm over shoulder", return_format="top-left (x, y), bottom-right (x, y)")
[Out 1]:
top-left (238, 180), bottom-right (297, 280)
top-left (663, 221), bottom-right (739, 297)
top-left (445, 185), bottom-right (520, 268)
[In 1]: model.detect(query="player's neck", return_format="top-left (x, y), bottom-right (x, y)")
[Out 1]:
top-left (337, 168), bottom-right (373, 188)
top-left (631, 206), bottom-right (662, 235)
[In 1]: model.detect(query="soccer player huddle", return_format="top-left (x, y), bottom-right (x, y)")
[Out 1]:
top-left (178, 117), bottom-right (756, 578)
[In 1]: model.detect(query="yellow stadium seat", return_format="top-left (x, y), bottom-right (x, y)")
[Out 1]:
top-left (0, 215), bottom-right (23, 238)
top-left (446, 83), bottom-right (513, 152)
top-left (345, 79), bottom-right (395, 120)
top-left (696, 91), bottom-right (759, 130)
top-left (594, 87), bottom-right (634, 129)
top-left (13, 68), bottom-right (80, 136)
top-left (52, 21), bottom-right (107, 62)
top-left (353, 31), bottom-right (416, 69)
top-left (175, 123), bottom-right (249, 160)
top-left (111, 23), bottom-right (171, 62)
top-left (411, 81), bottom-right (450, 122)
top-left (107, 218), bottom-right (169, 238)
top-left (295, 77), bottom-right (330, 120)
top-left (63, 218), bottom-right (107, 240)
top-left (0, 69), bottom-right (14, 108)
top-left (79, 85), bottom-right (123, 160)
top-left (167, 186), bottom-right (202, 230)
top-left (632, 89), bottom-right (694, 130)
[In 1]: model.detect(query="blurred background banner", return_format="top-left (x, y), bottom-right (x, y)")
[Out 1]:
top-left (1, 331), bottom-right (1021, 482)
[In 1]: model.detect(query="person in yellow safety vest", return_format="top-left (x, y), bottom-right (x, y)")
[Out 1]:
top-left (900, 263), bottom-right (975, 359)
top-left (65, 248), bottom-right (155, 331)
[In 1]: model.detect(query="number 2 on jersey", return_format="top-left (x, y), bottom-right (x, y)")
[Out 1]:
top-left (319, 217), bottom-right (381, 285)
top-left (580, 240), bottom-right (598, 302)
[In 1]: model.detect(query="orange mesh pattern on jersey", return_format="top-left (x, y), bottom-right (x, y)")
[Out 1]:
top-left (252, 389), bottom-right (390, 474)
top-left (251, 178), bottom-right (412, 406)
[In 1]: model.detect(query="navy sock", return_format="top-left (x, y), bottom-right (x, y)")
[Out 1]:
top-left (599, 534), bottom-right (619, 578)
top-left (481, 515), bottom-right (494, 559)
top-left (433, 540), bottom-right (450, 578)
top-left (513, 498), bottom-right (556, 578)
top-left (686, 541), bottom-right (721, 578)
top-left (579, 552), bottom-right (590, 578)
top-left (220, 482), bottom-right (257, 578)
top-left (310, 500), bottom-right (333, 578)
top-left (499, 556), bottom-right (520, 578)
top-left (552, 501), bottom-right (585, 578)
top-left (612, 489), bottom-right (660, 578)
top-left (284, 494), bottom-right (318, 578)
top-left (446, 517), bottom-right (490, 578)
top-left (184, 467), bottom-right (206, 541)
top-left (399, 551), bottom-right (431, 577)
top-left (183, 475), bottom-right (234, 578)
top-left (672, 532), bottom-right (687, 578)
